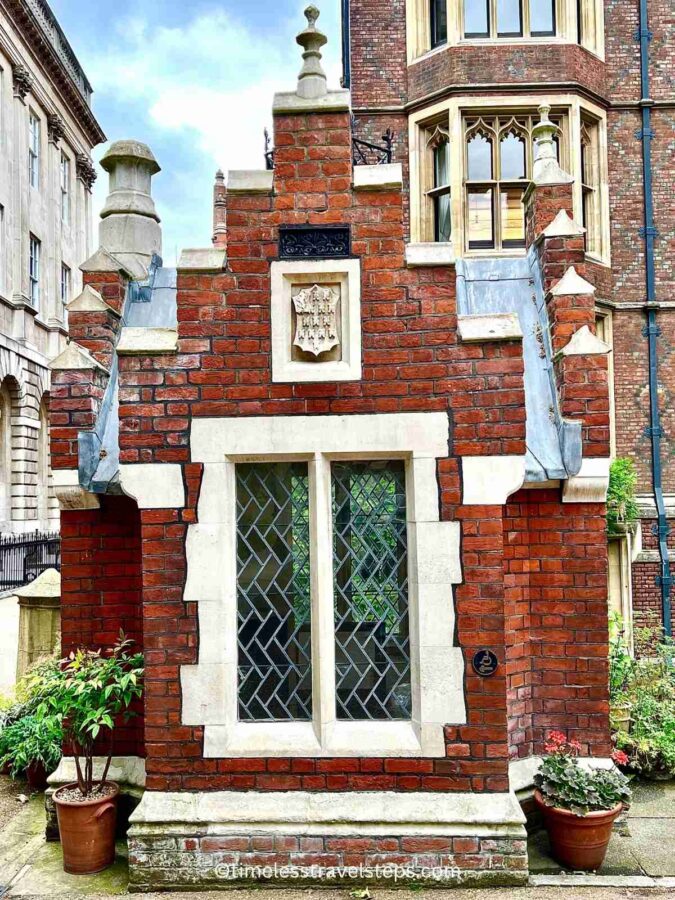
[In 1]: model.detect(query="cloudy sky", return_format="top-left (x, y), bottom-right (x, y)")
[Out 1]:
top-left (49, 0), bottom-right (343, 264)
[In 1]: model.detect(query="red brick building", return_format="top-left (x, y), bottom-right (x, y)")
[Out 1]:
top-left (42, 2), bottom-right (648, 888)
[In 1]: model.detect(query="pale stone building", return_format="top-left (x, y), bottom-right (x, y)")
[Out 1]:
top-left (0, 0), bottom-right (103, 534)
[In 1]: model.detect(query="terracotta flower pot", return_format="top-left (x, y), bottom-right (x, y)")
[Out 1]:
top-left (534, 789), bottom-right (622, 871)
top-left (54, 782), bottom-right (119, 875)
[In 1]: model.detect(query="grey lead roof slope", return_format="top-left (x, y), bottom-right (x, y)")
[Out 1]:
top-left (79, 251), bottom-right (580, 492)
top-left (456, 250), bottom-right (582, 483)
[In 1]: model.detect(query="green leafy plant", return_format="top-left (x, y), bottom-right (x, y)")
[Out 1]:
top-left (606, 458), bottom-right (639, 535)
top-left (535, 731), bottom-right (631, 816)
top-left (609, 619), bottom-right (675, 779)
top-left (0, 656), bottom-right (64, 778)
top-left (0, 712), bottom-right (62, 778)
top-left (38, 633), bottom-right (143, 798)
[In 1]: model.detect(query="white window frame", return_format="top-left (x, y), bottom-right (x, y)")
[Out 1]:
top-left (182, 413), bottom-right (466, 758)
top-left (409, 93), bottom-right (610, 264)
top-left (60, 152), bottom-right (70, 224)
top-left (29, 234), bottom-right (40, 308)
top-left (406, 0), bottom-right (604, 62)
top-left (28, 112), bottom-right (40, 189)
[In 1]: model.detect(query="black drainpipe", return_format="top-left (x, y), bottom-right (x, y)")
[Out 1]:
top-left (341, 0), bottom-right (351, 88)
top-left (637, 0), bottom-right (672, 634)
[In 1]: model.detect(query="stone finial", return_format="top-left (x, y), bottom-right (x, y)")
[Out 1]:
top-left (296, 5), bottom-right (328, 100)
top-left (98, 140), bottom-right (162, 279)
top-left (532, 104), bottom-right (573, 185)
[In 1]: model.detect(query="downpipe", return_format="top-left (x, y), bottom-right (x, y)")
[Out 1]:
top-left (638, 0), bottom-right (672, 634)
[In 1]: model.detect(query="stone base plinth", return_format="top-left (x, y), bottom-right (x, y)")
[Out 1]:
top-left (127, 791), bottom-right (529, 890)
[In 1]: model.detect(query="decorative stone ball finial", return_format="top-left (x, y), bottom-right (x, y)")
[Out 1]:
top-left (296, 4), bottom-right (328, 101)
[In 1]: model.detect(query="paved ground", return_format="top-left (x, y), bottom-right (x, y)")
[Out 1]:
top-left (0, 776), bottom-right (673, 898)
top-left (0, 592), bottom-right (19, 695)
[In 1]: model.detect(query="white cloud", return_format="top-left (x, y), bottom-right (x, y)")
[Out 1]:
top-left (87, 6), bottom-right (342, 172)
top-left (82, 2), bottom-right (342, 262)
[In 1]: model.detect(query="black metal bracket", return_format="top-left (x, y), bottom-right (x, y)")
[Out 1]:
top-left (644, 424), bottom-right (665, 440)
top-left (642, 322), bottom-right (662, 338)
top-left (351, 118), bottom-right (395, 166)
top-left (639, 225), bottom-right (660, 240)
top-left (635, 126), bottom-right (655, 140)
top-left (633, 27), bottom-right (653, 41)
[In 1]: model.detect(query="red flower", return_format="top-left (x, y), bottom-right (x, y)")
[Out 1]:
top-left (612, 749), bottom-right (629, 767)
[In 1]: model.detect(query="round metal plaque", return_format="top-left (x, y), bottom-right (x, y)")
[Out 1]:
top-left (472, 649), bottom-right (499, 677)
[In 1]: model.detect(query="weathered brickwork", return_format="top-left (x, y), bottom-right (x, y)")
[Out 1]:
top-left (128, 832), bottom-right (528, 890)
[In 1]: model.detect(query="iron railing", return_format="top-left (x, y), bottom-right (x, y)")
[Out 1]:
top-left (0, 531), bottom-right (61, 591)
top-left (263, 124), bottom-right (395, 170)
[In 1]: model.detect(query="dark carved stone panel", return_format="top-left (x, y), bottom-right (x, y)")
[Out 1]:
top-left (279, 226), bottom-right (351, 260)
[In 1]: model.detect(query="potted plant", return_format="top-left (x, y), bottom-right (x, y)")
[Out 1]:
top-left (0, 712), bottom-right (62, 791)
top-left (39, 634), bottom-right (143, 875)
top-left (534, 731), bottom-right (632, 871)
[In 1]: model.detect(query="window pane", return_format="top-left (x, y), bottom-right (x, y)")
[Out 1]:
top-left (531, 0), bottom-right (555, 34)
top-left (332, 461), bottom-right (411, 721)
top-left (236, 462), bottom-right (312, 721)
top-left (434, 142), bottom-right (450, 188)
top-left (468, 187), bottom-right (495, 248)
top-left (500, 188), bottom-right (526, 246)
top-left (435, 193), bottom-right (452, 242)
top-left (498, 0), bottom-right (522, 35)
top-left (431, 0), bottom-right (447, 46)
top-left (467, 132), bottom-right (493, 180)
top-left (465, 0), bottom-right (489, 35)
top-left (500, 132), bottom-right (526, 179)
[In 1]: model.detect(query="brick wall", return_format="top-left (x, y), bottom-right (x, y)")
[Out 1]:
top-left (504, 489), bottom-right (611, 760)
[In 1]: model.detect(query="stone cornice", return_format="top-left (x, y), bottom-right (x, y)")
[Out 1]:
top-left (1, 0), bottom-right (105, 146)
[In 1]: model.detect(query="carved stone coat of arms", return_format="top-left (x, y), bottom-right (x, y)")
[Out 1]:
top-left (292, 284), bottom-right (340, 356)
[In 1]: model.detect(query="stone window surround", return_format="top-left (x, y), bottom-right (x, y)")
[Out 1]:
top-left (271, 259), bottom-right (362, 383)
top-left (405, 0), bottom-right (605, 63)
top-left (408, 93), bottom-right (610, 265)
top-left (181, 412), bottom-right (467, 759)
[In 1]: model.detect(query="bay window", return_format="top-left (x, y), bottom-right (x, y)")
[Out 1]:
top-left (409, 0), bottom-right (604, 61)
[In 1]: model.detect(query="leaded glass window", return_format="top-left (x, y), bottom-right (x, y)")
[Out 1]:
top-left (332, 461), bottom-right (411, 721)
top-left (236, 462), bottom-right (312, 721)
